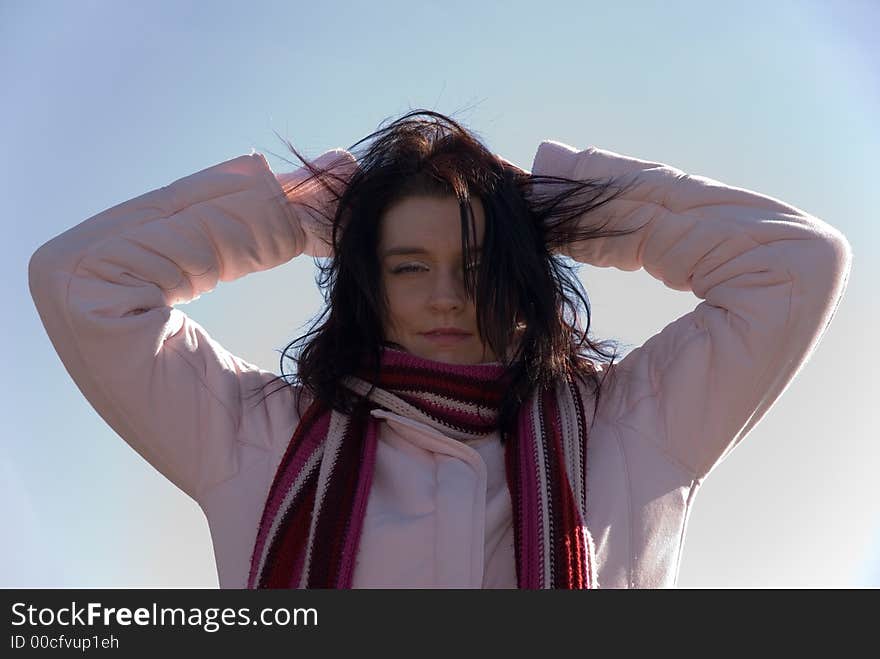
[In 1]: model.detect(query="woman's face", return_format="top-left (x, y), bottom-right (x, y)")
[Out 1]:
top-left (379, 194), bottom-right (496, 365)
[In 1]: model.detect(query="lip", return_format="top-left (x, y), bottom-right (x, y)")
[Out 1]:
top-left (419, 328), bottom-right (473, 345)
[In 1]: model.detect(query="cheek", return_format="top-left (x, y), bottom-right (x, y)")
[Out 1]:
top-left (382, 277), bottom-right (417, 329)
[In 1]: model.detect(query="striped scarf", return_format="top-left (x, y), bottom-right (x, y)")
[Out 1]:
top-left (248, 347), bottom-right (597, 589)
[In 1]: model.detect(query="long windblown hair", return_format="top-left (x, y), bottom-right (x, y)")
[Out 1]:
top-left (248, 109), bottom-right (647, 441)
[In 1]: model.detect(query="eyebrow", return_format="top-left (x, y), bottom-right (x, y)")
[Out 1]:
top-left (381, 246), bottom-right (483, 258)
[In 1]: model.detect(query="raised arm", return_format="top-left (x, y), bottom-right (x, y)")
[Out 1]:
top-left (529, 140), bottom-right (852, 479)
top-left (28, 148), bottom-right (357, 500)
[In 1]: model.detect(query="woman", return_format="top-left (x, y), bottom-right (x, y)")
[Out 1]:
top-left (28, 110), bottom-right (852, 588)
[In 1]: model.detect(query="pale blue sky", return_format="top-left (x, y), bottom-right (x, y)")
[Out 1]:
top-left (3, 0), bottom-right (878, 587)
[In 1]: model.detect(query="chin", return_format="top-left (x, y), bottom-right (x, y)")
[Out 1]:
top-left (388, 336), bottom-right (491, 365)
top-left (429, 353), bottom-right (475, 365)
top-left (396, 343), bottom-right (470, 365)
top-left (424, 346), bottom-right (491, 365)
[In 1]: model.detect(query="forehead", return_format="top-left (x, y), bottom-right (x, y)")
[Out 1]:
top-left (379, 195), bottom-right (485, 252)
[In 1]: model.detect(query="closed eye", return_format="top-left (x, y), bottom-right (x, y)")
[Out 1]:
top-left (391, 263), bottom-right (428, 274)
top-left (390, 261), bottom-right (480, 275)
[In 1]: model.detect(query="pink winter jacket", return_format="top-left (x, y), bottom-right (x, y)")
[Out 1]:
top-left (28, 140), bottom-right (852, 588)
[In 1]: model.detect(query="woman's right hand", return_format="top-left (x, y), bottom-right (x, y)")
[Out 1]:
top-left (276, 148), bottom-right (360, 258)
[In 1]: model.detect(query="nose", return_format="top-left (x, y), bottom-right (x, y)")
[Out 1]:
top-left (428, 266), bottom-right (466, 314)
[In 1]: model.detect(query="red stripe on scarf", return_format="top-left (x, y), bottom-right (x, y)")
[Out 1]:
top-left (542, 388), bottom-right (588, 588)
top-left (259, 468), bottom-right (318, 588)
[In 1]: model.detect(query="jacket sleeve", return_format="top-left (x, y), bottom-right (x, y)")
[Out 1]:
top-left (27, 148), bottom-right (357, 500)
top-left (530, 140), bottom-right (852, 480)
